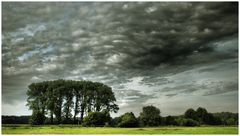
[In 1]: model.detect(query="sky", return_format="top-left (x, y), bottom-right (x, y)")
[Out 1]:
top-left (2, 2), bottom-right (238, 117)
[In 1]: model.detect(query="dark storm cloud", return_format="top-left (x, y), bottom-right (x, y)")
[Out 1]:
top-left (106, 2), bottom-right (238, 69)
top-left (2, 2), bottom-right (238, 115)
top-left (203, 81), bottom-right (238, 96)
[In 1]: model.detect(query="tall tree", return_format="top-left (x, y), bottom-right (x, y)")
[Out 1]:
top-left (139, 105), bottom-right (161, 126)
top-left (96, 83), bottom-right (119, 113)
top-left (195, 107), bottom-right (208, 124)
top-left (51, 80), bottom-right (65, 124)
top-left (73, 81), bottom-right (82, 123)
top-left (63, 81), bottom-right (74, 122)
top-left (26, 82), bottom-right (48, 125)
top-left (46, 82), bottom-right (55, 124)
top-left (184, 108), bottom-right (197, 120)
top-left (26, 79), bottom-right (119, 125)
top-left (79, 81), bottom-right (88, 122)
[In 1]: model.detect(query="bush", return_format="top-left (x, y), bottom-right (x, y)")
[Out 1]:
top-left (117, 112), bottom-right (138, 127)
top-left (29, 111), bottom-right (45, 125)
top-left (183, 119), bottom-right (199, 126)
top-left (62, 118), bottom-right (74, 124)
top-left (176, 117), bottom-right (199, 126)
top-left (82, 110), bottom-right (110, 127)
top-left (2, 116), bottom-right (30, 124)
top-left (212, 116), bottom-right (222, 125)
top-left (165, 116), bottom-right (177, 125)
top-left (111, 117), bottom-right (121, 127)
top-left (226, 118), bottom-right (236, 125)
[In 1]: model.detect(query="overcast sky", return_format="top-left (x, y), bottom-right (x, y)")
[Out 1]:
top-left (2, 2), bottom-right (238, 117)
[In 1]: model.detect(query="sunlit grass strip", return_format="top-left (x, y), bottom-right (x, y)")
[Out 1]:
top-left (2, 125), bottom-right (238, 134)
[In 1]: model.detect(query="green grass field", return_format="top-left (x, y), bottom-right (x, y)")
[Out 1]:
top-left (2, 124), bottom-right (238, 134)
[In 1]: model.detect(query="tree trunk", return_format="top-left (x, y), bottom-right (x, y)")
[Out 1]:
top-left (96, 103), bottom-right (100, 112)
top-left (74, 96), bottom-right (79, 123)
top-left (66, 107), bottom-right (69, 120)
top-left (80, 95), bottom-right (85, 122)
top-left (57, 94), bottom-right (63, 124)
top-left (50, 111), bottom-right (53, 124)
top-left (41, 107), bottom-right (45, 115)
top-left (80, 104), bottom-right (85, 122)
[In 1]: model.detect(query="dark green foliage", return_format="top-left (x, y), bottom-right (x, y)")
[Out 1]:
top-left (26, 81), bottom-right (238, 127)
top-left (175, 117), bottom-right (199, 126)
top-left (165, 116), bottom-right (177, 125)
top-left (194, 107), bottom-right (223, 125)
top-left (29, 111), bottom-right (45, 125)
top-left (183, 119), bottom-right (199, 126)
top-left (2, 116), bottom-right (30, 124)
top-left (211, 116), bottom-right (222, 125)
top-left (204, 113), bottom-right (217, 125)
top-left (26, 79), bottom-right (118, 125)
top-left (139, 105), bottom-right (161, 126)
top-left (117, 112), bottom-right (138, 127)
top-left (82, 110), bottom-right (111, 127)
top-left (111, 117), bottom-right (122, 127)
top-left (184, 107), bottom-right (228, 125)
top-left (184, 108), bottom-right (197, 120)
top-left (226, 118), bottom-right (236, 125)
top-left (195, 107), bottom-right (209, 124)
top-left (175, 117), bottom-right (186, 126)
top-left (213, 112), bottom-right (238, 125)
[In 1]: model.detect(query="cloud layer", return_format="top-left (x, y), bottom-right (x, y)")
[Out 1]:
top-left (2, 2), bottom-right (238, 116)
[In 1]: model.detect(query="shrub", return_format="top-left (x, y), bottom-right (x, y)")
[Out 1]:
top-left (117, 112), bottom-right (138, 127)
top-left (226, 118), bottom-right (236, 125)
top-left (176, 117), bottom-right (199, 126)
top-left (111, 117), bottom-right (121, 127)
top-left (82, 110), bottom-right (110, 127)
top-left (183, 119), bottom-right (199, 126)
top-left (29, 111), bottom-right (45, 125)
top-left (165, 116), bottom-right (178, 125)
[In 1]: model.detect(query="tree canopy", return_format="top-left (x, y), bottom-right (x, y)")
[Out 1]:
top-left (26, 79), bottom-right (119, 125)
top-left (82, 110), bottom-right (111, 127)
top-left (117, 112), bottom-right (139, 127)
top-left (139, 105), bottom-right (161, 126)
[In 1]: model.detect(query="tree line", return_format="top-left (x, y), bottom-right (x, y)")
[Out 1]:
top-left (3, 106), bottom-right (238, 126)
top-left (81, 106), bottom-right (238, 127)
top-left (26, 79), bottom-right (119, 125)
top-left (25, 79), bottom-right (238, 126)
top-left (2, 116), bottom-right (30, 124)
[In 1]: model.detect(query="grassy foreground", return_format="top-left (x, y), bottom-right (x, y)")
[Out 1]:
top-left (2, 124), bottom-right (238, 134)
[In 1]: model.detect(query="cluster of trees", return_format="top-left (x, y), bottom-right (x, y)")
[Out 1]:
top-left (213, 112), bottom-right (238, 125)
top-left (26, 79), bottom-right (119, 125)
top-left (183, 107), bottom-right (221, 126)
top-left (82, 110), bottom-right (111, 126)
top-left (82, 106), bottom-right (238, 127)
top-left (3, 107), bottom-right (238, 126)
top-left (82, 105), bottom-right (161, 127)
top-left (2, 116), bottom-right (30, 124)
top-left (165, 108), bottom-right (238, 126)
top-left (25, 79), bottom-right (238, 127)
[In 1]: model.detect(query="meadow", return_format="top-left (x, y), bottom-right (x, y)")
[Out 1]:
top-left (2, 124), bottom-right (238, 134)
